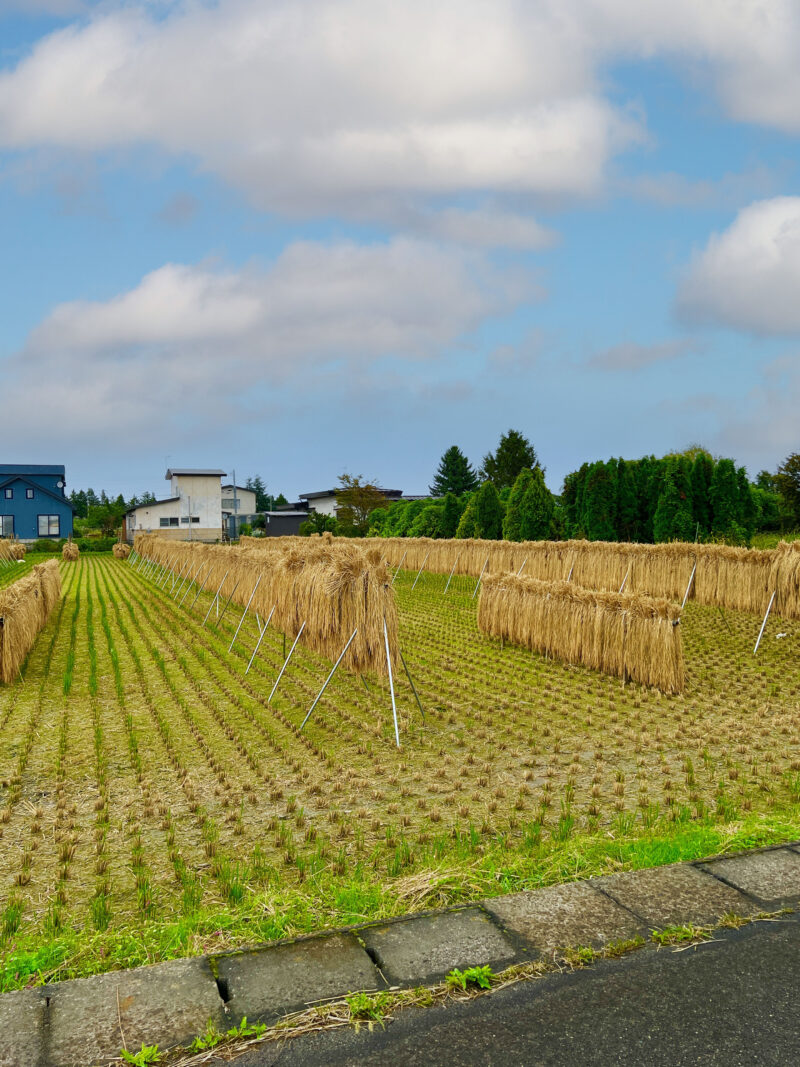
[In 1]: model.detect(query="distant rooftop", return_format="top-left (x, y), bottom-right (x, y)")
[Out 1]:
top-left (299, 488), bottom-right (402, 500)
top-left (166, 468), bottom-right (227, 479)
top-left (0, 464), bottom-right (65, 475)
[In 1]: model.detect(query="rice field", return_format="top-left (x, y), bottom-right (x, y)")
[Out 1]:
top-left (0, 553), bottom-right (798, 990)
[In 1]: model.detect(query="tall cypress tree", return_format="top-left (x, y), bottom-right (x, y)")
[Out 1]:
top-left (503, 469), bottom-right (534, 541)
top-left (653, 457), bottom-right (695, 542)
top-left (583, 462), bottom-right (618, 541)
top-left (690, 452), bottom-right (714, 537)
top-left (429, 446), bottom-right (479, 496)
top-left (737, 467), bottom-right (757, 543)
top-left (441, 492), bottom-right (463, 537)
top-left (481, 430), bottom-right (538, 489)
top-left (710, 458), bottom-right (742, 540)
top-left (616, 458), bottom-right (639, 541)
top-left (473, 482), bottom-right (504, 539)
top-left (518, 466), bottom-right (555, 540)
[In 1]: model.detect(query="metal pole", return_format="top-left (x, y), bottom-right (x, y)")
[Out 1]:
top-left (753, 591), bottom-right (776, 655)
top-left (245, 604), bottom-right (275, 675)
top-left (180, 561), bottom-right (206, 606)
top-left (398, 649), bottom-right (424, 721)
top-left (229, 575), bottom-right (262, 652)
top-left (213, 578), bottom-right (241, 631)
top-left (390, 549), bottom-right (408, 587)
top-left (619, 566), bottom-right (630, 594)
top-left (170, 559), bottom-right (188, 593)
top-left (717, 605), bottom-right (733, 635)
top-left (301, 628), bottom-right (358, 729)
top-left (202, 570), bottom-right (230, 627)
top-left (189, 566), bottom-right (212, 610)
top-left (681, 561), bottom-right (697, 610)
top-left (158, 557), bottom-right (177, 588)
top-left (268, 621), bottom-right (306, 703)
top-left (516, 556), bottom-right (528, 577)
top-left (411, 551), bottom-right (430, 591)
top-left (471, 556), bottom-right (489, 600)
top-left (384, 617), bottom-right (400, 748)
top-left (567, 564), bottom-right (574, 583)
top-left (174, 559), bottom-right (199, 600)
top-left (443, 551), bottom-right (462, 594)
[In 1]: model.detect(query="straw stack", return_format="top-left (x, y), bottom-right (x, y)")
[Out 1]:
top-left (478, 573), bottom-right (684, 694)
top-left (62, 542), bottom-right (80, 561)
top-left (0, 559), bottom-right (62, 683)
top-left (134, 535), bottom-right (398, 675)
top-left (9, 543), bottom-right (26, 561)
top-left (0, 541), bottom-right (13, 563)
top-left (112, 543), bottom-right (131, 559)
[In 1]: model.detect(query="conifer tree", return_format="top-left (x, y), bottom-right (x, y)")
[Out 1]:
top-left (441, 492), bottom-right (463, 538)
top-left (710, 458), bottom-right (742, 540)
top-left (653, 457), bottom-right (695, 542)
top-left (690, 452), bottom-right (714, 536)
top-left (503, 469), bottom-right (533, 541)
top-left (473, 482), bottom-right (504, 539)
top-left (481, 430), bottom-right (538, 489)
top-left (582, 462), bottom-right (618, 541)
top-left (430, 446), bottom-right (479, 496)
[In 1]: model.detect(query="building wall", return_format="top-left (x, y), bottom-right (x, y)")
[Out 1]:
top-left (0, 472), bottom-right (73, 541)
top-left (127, 480), bottom-right (222, 542)
top-left (305, 493), bottom-right (338, 517)
top-left (169, 474), bottom-right (223, 530)
top-left (221, 488), bottom-right (257, 513)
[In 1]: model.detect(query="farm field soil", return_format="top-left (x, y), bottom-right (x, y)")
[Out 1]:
top-left (0, 554), bottom-right (798, 991)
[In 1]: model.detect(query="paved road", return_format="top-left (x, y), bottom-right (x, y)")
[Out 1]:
top-left (235, 915), bottom-right (800, 1066)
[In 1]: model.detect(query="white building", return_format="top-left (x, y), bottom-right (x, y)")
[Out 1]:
top-left (221, 484), bottom-right (257, 516)
top-left (124, 468), bottom-right (227, 542)
top-left (299, 487), bottom-right (403, 517)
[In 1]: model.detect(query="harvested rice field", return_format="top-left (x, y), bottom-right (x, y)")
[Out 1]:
top-left (1, 553), bottom-right (799, 990)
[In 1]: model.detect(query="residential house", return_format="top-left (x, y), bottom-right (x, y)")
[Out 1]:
top-left (0, 464), bottom-right (75, 542)
top-left (123, 468), bottom-right (226, 542)
top-left (298, 487), bottom-right (403, 517)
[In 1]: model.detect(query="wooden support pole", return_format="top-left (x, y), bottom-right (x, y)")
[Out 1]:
top-left (245, 604), bottom-right (275, 675)
top-left (202, 570), bottom-right (230, 627)
top-left (681, 561), bottom-right (697, 611)
top-left (268, 621), bottom-right (306, 703)
top-left (471, 556), bottom-right (489, 600)
top-left (443, 551), bottom-right (462, 595)
top-left (229, 575), bottom-right (262, 652)
top-left (384, 617), bottom-right (400, 748)
top-left (753, 591), bottom-right (776, 655)
top-left (411, 551), bottom-right (430, 591)
top-left (390, 550), bottom-right (407, 587)
top-left (301, 628), bottom-right (358, 729)
top-left (398, 649), bottom-right (424, 722)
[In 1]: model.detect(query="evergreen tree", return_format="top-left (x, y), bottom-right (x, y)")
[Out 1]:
top-left (560, 469), bottom-right (582, 538)
top-left (710, 458), bottom-right (743, 540)
top-left (518, 466), bottom-right (555, 540)
top-left (582, 462), bottom-right (618, 541)
top-left (473, 482), bottom-right (504, 539)
top-left (481, 430), bottom-right (538, 489)
top-left (455, 498), bottom-right (477, 538)
top-left (503, 469), bottom-right (534, 541)
top-left (737, 467), bottom-right (757, 543)
top-left (690, 452), bottom-right (714, 536)
top-left (429, 446), bottom-right (479, 496)
top-left (251, 475), bottom-right (269, 511)
top-left (775, 453), bottom-right (800, 527)
top-left (653, 457), bottom-right (695, 542)
top-left (274, 493), bottom-right (289, 507)
top-left (616, 459), bottom-right (639, 541)
top-left (409, 504), bottom-right (444, 537)
top-left (441, 492), bottom-right (463, 538)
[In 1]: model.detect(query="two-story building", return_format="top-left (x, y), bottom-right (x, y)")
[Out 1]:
top-left (0, 464), bottom-right (75, 542)
top-left (123, 468), bottom-right (227, 542)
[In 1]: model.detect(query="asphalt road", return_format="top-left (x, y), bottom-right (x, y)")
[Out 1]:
top-left (233, 915), bottom-right (800, 1067)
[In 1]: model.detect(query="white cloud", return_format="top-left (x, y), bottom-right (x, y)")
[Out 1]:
top-left (7, 238), bottom-right (534, 442)
top-left (677, 197), bottom-right (800, 334)
top-left (415, 207), bottom-right (557, 250)
top-left (590, 338), bottom-right (698, 370)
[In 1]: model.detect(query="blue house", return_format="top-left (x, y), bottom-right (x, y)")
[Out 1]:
top-left (0, 465), bottom-right (75, 542)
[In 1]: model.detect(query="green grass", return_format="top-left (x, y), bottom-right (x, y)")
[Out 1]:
top-left (751, 530), bottom-right (800, 549)
top-left (0, 554), bottom-right (798, 991)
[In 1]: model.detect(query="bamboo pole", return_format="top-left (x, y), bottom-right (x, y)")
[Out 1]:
top-left (443, 551), bottom-right (462, 595)
top-left (202, 570), bottom-right (230, 627)
top-left (753, 591), bottom-right (776, 655)
top-left (411, 551), bottom-right (430, 591)
top-left (301, 628), bottom-right (358, 729)
top-left (384, 616), bottom-right (400, 748)
top-left (245, 604), bottom-right (275, 675)
top-left (471, 556), bottom-right (489, 600)
top-left (681, 561), bottom-right (697, 610)
top-left (268, 621), bottom-right (306, 703)
top-left (229, 575), bottom-right (262, 652)
top-left (399, 649), bottom-right (425, 721)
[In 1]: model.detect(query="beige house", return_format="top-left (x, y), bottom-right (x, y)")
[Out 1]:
top-left (124, 468), bottom-right (227, 542)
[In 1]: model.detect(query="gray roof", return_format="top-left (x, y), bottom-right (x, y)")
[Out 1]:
top-left (125, 496), bottom-right (178, 514)
top-left (299, 487), bottom-right (402, 500)
top-left (166, 468), bottom-right (226, 479)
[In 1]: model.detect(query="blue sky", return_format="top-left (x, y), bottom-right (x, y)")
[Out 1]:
top-left (1, 1), bottom-right (799, 501)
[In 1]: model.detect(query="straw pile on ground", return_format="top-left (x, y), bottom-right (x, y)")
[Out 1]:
top-left (9, 543), bottom-right (26, 560)
top-left (62, 542), bottom-right (80, 561)
top-left (0, 541), bottom-right (14, 563)
top-left (134, 535), bottom-right (398, 675)
top-left (478, 573), bottom-right (684, 694)
top-left (112, 543), bottom-right (131, 559)
top-left (0, 559), bottom-right (62, 683)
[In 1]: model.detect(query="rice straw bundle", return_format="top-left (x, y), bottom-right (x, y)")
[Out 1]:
top-left (478, 573), bottom-right (684, 694)
top-left (112, 543), bottom-right (131, 559)
top-left (134, 536), bottom-right (398, 675)
top-left (62, 542), bottom-right (80, 561)
top-left (0, 541), bottom-right (13, 563)
top-left (0, 559), bottom-right (62, 683)
top-left (9, 543), bottom-right (26, 560)
top-left (770, 540), bottom-right (800, 619)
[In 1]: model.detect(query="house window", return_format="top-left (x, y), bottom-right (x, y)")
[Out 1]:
top-left (26, 489), bottom-right (34, 499)
top-left (159, 517), bottom-right (180, 527)
top-left (180, 516), bottom-right (201, 524)
top-left (4, 488), bottom-right (12, 499)
top-left (37, 515), bottom-right (60, 537)
top-left (0, 516), bottom-right (13, 537)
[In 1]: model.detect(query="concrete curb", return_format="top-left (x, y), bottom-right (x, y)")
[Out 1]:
top-left (3, 841), bottom-right (799, 1066)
